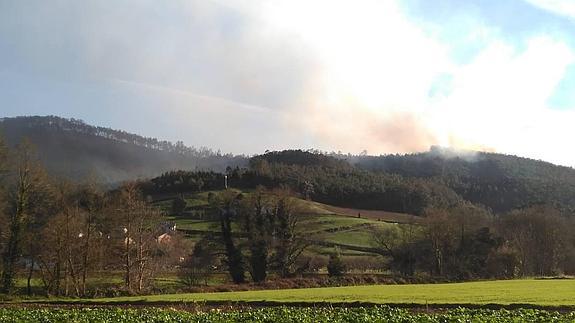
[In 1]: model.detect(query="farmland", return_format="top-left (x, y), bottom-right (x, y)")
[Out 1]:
top-left (161, 189), bottom-right (397, 257)
top-left (2, 307), bottom-right (575, 323)
top-left (27, 279), bottom-right (575, 308)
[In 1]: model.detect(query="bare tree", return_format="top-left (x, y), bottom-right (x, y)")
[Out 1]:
top-left (499, 206), bottom-right (567, 276)
top-left (424, 208), bottom-right (457, 277)
top-left (113, 182), bottom-right (161, 293)
top-left (75, 182), bottom-right (106, 296)
top-left (371, 220), bottom-right (422, 276)
top-left (1, 140), bottom-right (50, 293)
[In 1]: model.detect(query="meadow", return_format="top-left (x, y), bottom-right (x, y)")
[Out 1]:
top-left (32, 279), bottom-right (575, 308)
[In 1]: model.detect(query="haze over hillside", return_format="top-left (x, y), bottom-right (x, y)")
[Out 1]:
top-left (0, 116), bottom-right (247, 182)
top-left (3, 115), bottom-right (574, 215)
top-left (3, 1), bottom-right (575, 166)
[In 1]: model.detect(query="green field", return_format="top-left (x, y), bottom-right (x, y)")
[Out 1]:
top-left (35, 279), bottom-right (575, 307)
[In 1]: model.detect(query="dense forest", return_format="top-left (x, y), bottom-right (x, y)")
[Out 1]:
top-left (353, 146), bottom-right (575, 213)
top-left (5, 116), bottom-right (574, 217)
top-left (0, 116), bottom-right (247, 182)
top-left (141, 149), bottom-right (575, 216)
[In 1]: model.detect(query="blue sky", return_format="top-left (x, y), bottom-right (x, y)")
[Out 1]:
top-left (0, 0), bottom-right (574, 166)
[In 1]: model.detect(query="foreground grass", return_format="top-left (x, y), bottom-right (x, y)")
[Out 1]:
top-left (33, 279), bottom-right (575, 307)
top-left (2, 307), bottom-right (575, 323)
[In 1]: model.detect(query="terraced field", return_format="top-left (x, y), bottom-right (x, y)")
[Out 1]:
top-left (157, 190), bottom-right (402, 254)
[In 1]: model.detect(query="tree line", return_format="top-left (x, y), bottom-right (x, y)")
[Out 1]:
top-left (0, 139), bottom-right (188, 296)
top-left (372, 204), bottom-right (575, 279)
top-left (181, 188), bottom-right (309, 285)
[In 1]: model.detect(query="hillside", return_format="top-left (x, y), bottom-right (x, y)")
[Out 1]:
top-left (353, 146), bottom-right (575, 213)
top-left (0, 116), bottom-right (247, 182)
top-left (141, 148), bottom-right (575, 216)
top-left (154, 189), bottom-right (392, 258)
top-left (2, 116), bottom-right (574, 215)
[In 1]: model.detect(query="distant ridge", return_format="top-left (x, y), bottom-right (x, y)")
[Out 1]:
top-left (0, 116), bottom-right (247, 182)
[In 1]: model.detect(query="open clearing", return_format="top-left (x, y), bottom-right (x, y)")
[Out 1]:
top-left (31, 279), bottom-right (575, 307)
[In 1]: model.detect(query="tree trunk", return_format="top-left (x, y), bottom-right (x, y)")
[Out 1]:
top-left (81, 214), bottom-right (92, 296)
top-left (26, 258), bottom-right (34, 296)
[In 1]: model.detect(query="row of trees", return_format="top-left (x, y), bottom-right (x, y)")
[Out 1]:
top-left (182, 189), bottom-right (309, 285)
top-left (372, 204), bottom-right (575, 279)
top-left (0, 139), bottom-right (185, 296)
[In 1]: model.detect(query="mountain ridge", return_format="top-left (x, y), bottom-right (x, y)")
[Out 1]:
top-left (0, 115), bottom-right (247, 182)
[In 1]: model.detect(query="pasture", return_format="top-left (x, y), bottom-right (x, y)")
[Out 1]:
top-left (35, 279), bottom-right (575, 307)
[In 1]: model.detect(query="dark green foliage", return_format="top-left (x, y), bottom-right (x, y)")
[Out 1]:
top-left (241, 191), bottom-right (272, 283)
top-left (244, 150), bottom-right (463, 215)
top-left (141, 170), bottom-right (219, 195)
top-left (327, 248), bottom-right (346, 277)
top-left (355, 146), bottom-right (575, 213)
top-left (216, 193), bottom-right (246, 284)
top-left (170, 196), bottom-right (187, 215)
top-left (271, 195), bottom-right (307, 278)
top-left (251, 149), bottom-right (352, 169)
top-left (180, 237), bottom-right (219, 286)
top-left (453, 227), bottom-right (501, 279)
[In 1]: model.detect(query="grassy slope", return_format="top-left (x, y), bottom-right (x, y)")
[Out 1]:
top-left (159, 190), bottom-right (394, 251)
top-left (37, 279), bottom-right (575, 306)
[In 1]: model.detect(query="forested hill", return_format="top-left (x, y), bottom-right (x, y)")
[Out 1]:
top-left (0, 116), bottom-right (247, 182)
top-left (2, 116), bottom-right (573, 215)
top-left (353, 146), bottom-right (575, 213)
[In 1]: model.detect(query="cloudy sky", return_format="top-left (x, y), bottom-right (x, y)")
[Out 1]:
top-left (1, 0), bottom-right (574, 166)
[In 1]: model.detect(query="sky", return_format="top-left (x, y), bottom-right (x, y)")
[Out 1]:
top-left (1, 0), bottom-right (575, 166)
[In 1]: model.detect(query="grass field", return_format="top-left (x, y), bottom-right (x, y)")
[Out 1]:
top-left (159, 190), bottom-right (394, 254)
top-left (35, 279), bottom-right (575, 307)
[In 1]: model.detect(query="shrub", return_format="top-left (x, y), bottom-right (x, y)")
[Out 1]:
top-left (327, 248), bottom-right (346, 277)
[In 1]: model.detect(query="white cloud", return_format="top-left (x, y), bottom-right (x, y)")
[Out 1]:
top-left (523, 0), bottom-right (575, 20)
top-left (433, 36), bottom-right (575, 165)
top-left (254, 0), bottom-right (575, 166)
top-left (3, 0), bottom-right (575, 166)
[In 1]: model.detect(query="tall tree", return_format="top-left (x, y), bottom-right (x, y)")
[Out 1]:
top-left (241, 189), bottom-right (272, 283)
top-left (1, 140), bottom-right (50, 293)
top-left (216, 190), bottom-right (246, 284)
top-left (114, 182), bottom-right (162, 293)
top-left (0, 135), bottom-right (9, 278)
top-left (75, 182), bottom-right (106, 296)
top-left (270, 192), bottom-right (308, 278)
